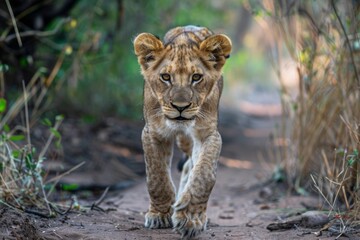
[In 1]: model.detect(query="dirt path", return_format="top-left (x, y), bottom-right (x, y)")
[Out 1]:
top-left (36, 153), bottom-right (339, 240)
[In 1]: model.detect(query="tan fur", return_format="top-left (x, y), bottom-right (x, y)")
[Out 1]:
top-left (134, 26), bottom-right (231, 239)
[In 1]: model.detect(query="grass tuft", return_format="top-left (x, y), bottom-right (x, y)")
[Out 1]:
top-left (247, 0), bottom-right (360, 231)
top-left (0, 70), bottom-right (65, 217)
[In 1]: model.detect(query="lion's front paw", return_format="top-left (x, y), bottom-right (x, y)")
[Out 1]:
top-left (145, 210), bottom-right (173, 229)
top-left (172, 193), bottom-right (207, 239)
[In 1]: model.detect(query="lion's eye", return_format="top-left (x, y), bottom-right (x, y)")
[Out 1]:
top-left (160, 73), bottom-right (171, 82)
top-left (192, 74), bottom-right (203, 83)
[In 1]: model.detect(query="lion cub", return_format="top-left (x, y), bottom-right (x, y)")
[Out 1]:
top-left (134, 26), bottom-right (231, 239)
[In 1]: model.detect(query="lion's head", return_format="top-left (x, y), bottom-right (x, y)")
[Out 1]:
top-left (134, 26), bottom-right (231, 123)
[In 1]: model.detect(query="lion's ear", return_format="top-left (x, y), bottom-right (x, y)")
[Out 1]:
top-left (200, 34), bottom-right (232, 70)
top-left (134, 33), bottom-right (164, 69)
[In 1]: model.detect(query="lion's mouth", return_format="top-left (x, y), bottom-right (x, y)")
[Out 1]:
top-left (165, 115), bottom-right (194, 121)
top-left (174, 116), bottom-right (192, 121)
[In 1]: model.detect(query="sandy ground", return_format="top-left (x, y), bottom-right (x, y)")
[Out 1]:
top-left (6, 155), bottom-right (352, 240)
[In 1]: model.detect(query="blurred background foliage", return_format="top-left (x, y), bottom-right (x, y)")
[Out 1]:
top-left (1, 0), bottom-right (270, 121)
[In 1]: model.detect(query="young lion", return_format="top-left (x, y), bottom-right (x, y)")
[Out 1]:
top-left (134, 26), bottom-right (231, 239)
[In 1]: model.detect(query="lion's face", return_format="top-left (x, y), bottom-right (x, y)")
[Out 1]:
top-left (134, 27), bottom-right (231, 123)
top-left (147, 47), bottom-right (222, 122)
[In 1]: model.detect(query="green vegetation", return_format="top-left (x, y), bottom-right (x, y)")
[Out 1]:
top-left (0, 0), bottom-right (268, 120)
top-left (30, 0), bottom-right (242, 120)
top-left (0, 83), bottom-right (63, 216)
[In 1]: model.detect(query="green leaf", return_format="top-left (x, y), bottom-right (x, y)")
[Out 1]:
top-left (39, 67), bottom-right (48, 75)
top-left (348, 151), bottom-right (359, 167)
top-left (44, 183), bottom-right (53, 190)
top-left (25, 153), bottom-right (36, 170)
top-left (0, 64), bottom-right (9, 72)
top-left (346, 18), bottom-right (351, 28)
top-left (354, 40), bottom-right (360, 51)
top-left (0, 99), bottom-right (6, 113)
top-left (354, 149), bottom-right (359, 157)
top-left (1, 133), bottom-right (6, 141)
top-left (336, 148), bottom-right (345, 155)
top-left (272, 166), bottom-right (285, 182)
top-left (347, 150), bottom-right (359, 166)
top-left (19, 57), bottom-right (28, 68)
top-left (292, 103), bottom-right (298, 111)
top-left (296, 187), bottom-right (308, 196)
top-left (55, 114), bottom-right (64, 122)
top-left (55, 139), bottom-right (62, 149)
top-left (50, 128), bottom-right (61, 139)
top-left (61, 183), bottom-right (79, 191)
top-left (12, 150), bottom-right (20, 158)
top-left (81, 115), bottom-right (96, 124)
top-left (348, 156), bottom-right (356, 167)
top-left (26, 153), bottom-right (33, 162)
top-left (299, 50), bottom-right (310, 64)
top-left (41, 118), bottom-right (52, 127)
top-left (3, 124), bottom-right (10, 133)
top-left (9, 135), bottom-right (25, 141)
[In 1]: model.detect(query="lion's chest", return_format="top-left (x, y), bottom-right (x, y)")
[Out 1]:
top-left (163, 119), bottom-right (196, 134)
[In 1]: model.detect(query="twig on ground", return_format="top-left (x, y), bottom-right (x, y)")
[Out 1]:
top-left (91, 186), bottom-right (110, 210)
top-left (0, 199), bottom-right (22, 211)
top-left (24, 208), bottom-right (52, 218)
top-left (50, 200), bottom-right (74, 215)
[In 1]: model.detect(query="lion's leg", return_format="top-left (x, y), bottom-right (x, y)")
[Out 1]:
top-left (172, 131), bottom-right (221, 239)
top-left (142, 127), bottom-right (175, 229)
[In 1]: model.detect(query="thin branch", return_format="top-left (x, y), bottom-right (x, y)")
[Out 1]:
top-left (0, 87), bottom-right (37, 130)
top-left (45, 162), bottom-right (86, 185)
top-left (331, 0), bottom-right (360, 86)
top-left (297, 8), bottom-right (322, 36)
top-left (310, 174), bottom-right (334, 212)
top-left (22, 81), bottom-right (31, 148)
top-left (45, 160), bottom-right (86, 190)
top-left (0, 64), bottom-right (4, 98)
top-left (38, 117), bottom-right (63, 161)
top-left (0, 17), bottom-right (71, 44)
top-left (39, 176), bottom-right (53, 216)
top-left (5, 0), bottom-right (22, 47)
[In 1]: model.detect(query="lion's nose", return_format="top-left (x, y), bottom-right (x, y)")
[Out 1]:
top-left (171, 102), bottom-right (191, 112)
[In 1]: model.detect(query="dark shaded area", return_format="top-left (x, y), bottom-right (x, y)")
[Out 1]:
top-left (0, 0), bottom-right (78, 89)
top-left (0, 206), bottom-right (44, 240)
